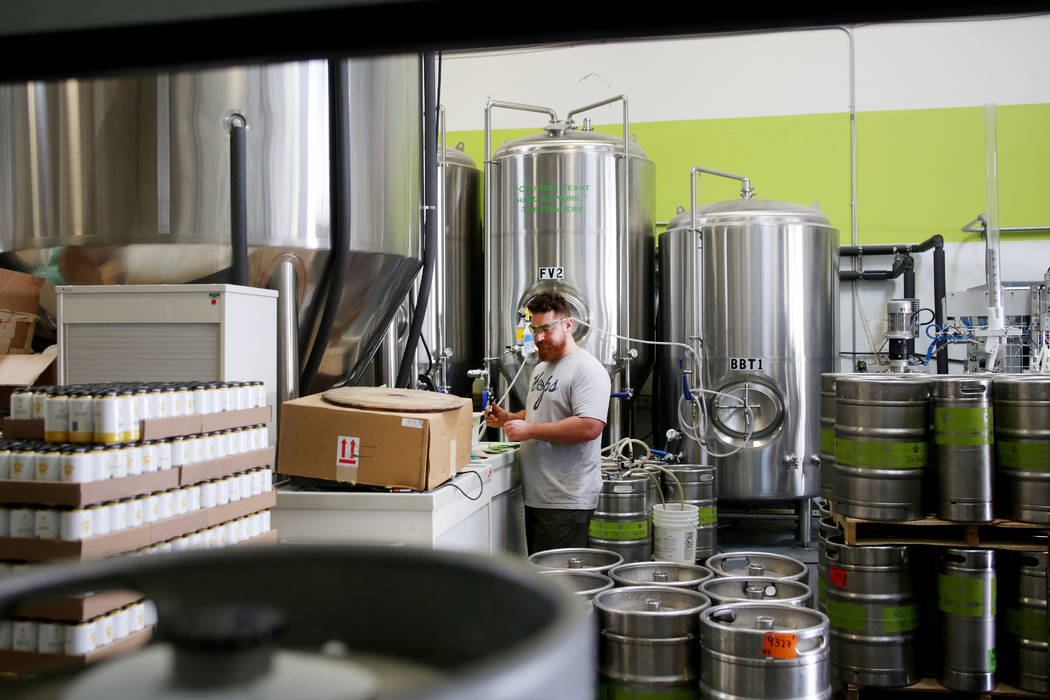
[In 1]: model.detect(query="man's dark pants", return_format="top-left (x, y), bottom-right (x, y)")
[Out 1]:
top-left (524, 506), bottom-right (593, 555)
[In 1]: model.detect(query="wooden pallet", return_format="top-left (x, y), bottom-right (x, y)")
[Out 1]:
top-left (831, 514), bottom-right (1047, 550)
top-left (846, 678), bottom-right (1042, 699)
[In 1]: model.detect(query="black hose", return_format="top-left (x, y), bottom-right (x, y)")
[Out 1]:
top-left (839, 234), bottom-right (943, 257)
top-left (839, 255), bottom-right (909, 281)
top-left (396, 51), bottom-right (438, 389)
top-left (934, 244), bottom-right (948, 374)
top-left (229, 115), bottom-right (249, 287)
top-left (300, 59), bottom-right (351, 394)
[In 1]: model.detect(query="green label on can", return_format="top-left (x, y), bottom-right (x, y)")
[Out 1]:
top-left (1004, 607), bottom-right (1049, 642)
top-left (820, 428), bottom-right (835, 454)
top-left (698, 506), bottom-right (717, 525)
top-left (835, 439), bottom-right (928, 469)
top-left (938, 574), bottom-right (995, 616)
top-left (988, 648), bottom-right (997, 672)
top-left (827, 600), bottom-right (867, 632)
top-left (599, 681), bottom-right (700, 700)
top-left (589, 519), bottom-right (649, 541)
top-left (934, 406), bottom-right (993, 446)
top-left (997, 441), bottom-right (1050, 471)
top-left (881, 604), bottom-right (921, 633)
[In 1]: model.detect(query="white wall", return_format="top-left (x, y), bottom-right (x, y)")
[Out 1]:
top-left (441, 14), bottom-right (1050, 372)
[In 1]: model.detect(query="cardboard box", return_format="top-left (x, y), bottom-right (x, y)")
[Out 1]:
top-left (15, 591), bottom-right (143, 622)
top-left (0, 269), bottom-right (44, 355)
top-left (278, 392), bottom-right (472, 490)
top-left (0, 345), bottom-right (57, 410)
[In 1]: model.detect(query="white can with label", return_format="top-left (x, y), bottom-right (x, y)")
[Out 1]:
top-left (215, 524), bottom-right (227, 547)
top-left (69, 393), bottom-right (95, 442)
top-left (249, 512), bottom-right (263, 538)
top-left (10, 389), bottom-right (33, 419)
top-left (203, 527), bottom-right (217, 549)
top-left (254, 381), bottom-right (266, 409)
top-left (31, 389), bottom-right (47, 418)
top-left (129, 602), bottom-right (146, 632)
top-left (108, 446), bottom-right (127, 479)
top-left (61, 508), bottom-right (93, 541)
top-left (113, 607), bottom-right (131, 641)
top-left (62, 448), bottom-right (92, 483)
top-left (169, 438), bottom-right (186, 468)
top-left (9, 449), bottom-right (32, 481)
top-left (221, 384), bottom-right (234, 412)
top-left (191, 435), bottom-right (206, 464)
top-left (127, 497), bottom-right (145, 528)
top-left (95, 614), bottom-right (114, 647)
top-left (12, 620), bottom-right (39, 652)
top-left (91, 504), bottom-right (111, 536)
top-left (188, 531), bottom-right (203, 550)
top-left (158, 491), bottom-right (174, 520)
top-left (214, 432), bottom-right (227, 459)
top-left (108, 501), bottom-right (128, 532)
top-left (156, 440), bottom-right (172, 471)
top-left (37, 449), bottom-right (62, 481)
top-left (142, 600), bottom-right (158, 628)
top-left (199, 481), bottom-right (217, 508)
top-left (174, 488), bottom-right (188, 516)
top-left (206, 433), bottom-right (219, 461)
top-left (172, 387), bottom-right (189, 417)
top-left (227, 474), bottom-right (242, 502)
top-left (115, 392), bottom-right (133, 443)
top-left (0, 506), bottom-right (9, 537)
top-left (157, 541), bottom-right (173, 554)
top-left (44, 394), bottom-right (70, 442)
top-left (172, 536), bottom-right (190, 552)
top-left (37, 621), bottom-right (67, 654)
top-left (184, 436), bottom-right (200, 466)
top-left (135, 389), bottom-right (149, 421)
top-left (225, 520), bottom-right (240, 545)
top-left (215, 478), bottom-right (230, 506)
top-left (125, 444), bottom-right (142, 476)
top-left (261, 468), bottom-right (273, 492)
top-left (143, 494), bottom-right (160, 524)
top-left (238, 428), bottom-right (251, 454)
top-left (35, 508), bottom-right (61, 539)
top-left (11, 508), bottom-right (37, 538)
top-left (237, 517), bottom-right (250, 542)
top-left (146, 389), bottom-right (161, 421)
top-left (65, 620), bottom-right (96, 655)
top-left (140, 442), bottom-right (157, 473)
top-left (158, 387), bottom-right (174, 418)
top-left (87, 447), bottom-right (106, 481)
top-left (187, 485), bottom-right (201, 512)
top-left (93, 392), bottom-right (121, 443)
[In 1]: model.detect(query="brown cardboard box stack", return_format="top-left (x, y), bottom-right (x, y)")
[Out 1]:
top-left (0, 381), bottom-right (276, 675)
top-left (0, 269), bottom-right (56, 415)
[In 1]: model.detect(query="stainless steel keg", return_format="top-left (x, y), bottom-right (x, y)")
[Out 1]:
top-left (823, 536), bottom-right (919, 687)
top-left (699, 603), bottom-right (831, 700)
top-left (816, 517), bottom-right (842, 615)
top-left (662, 464), bottom-right (718, 560)
top-left (529, 548), bottom-right (624, 574)
top-left (706, 552), bottom-right (808, 583)
top-left (999, 550), bottom-right (1048, 694)
top-left (994, 376), bottom-right (1050, 524)
top-left (539, 570), bottom-right (614, 603)
top-left (594, 586), bottom-right (710, 698)
top-left (609, 561), bottom-right (714, 590)
top-left (938, 548), bottom-right (997, 692)
top-left (834, 375), bottom-right (931, 521)
top-left (589, 474), bottom-right (652, 563)
top-left (931, 376), bottom-right (994, 522)
top-left (819, 374), bottom-right (846, 504)
top-left (700, 576), bottom-right (812, 607)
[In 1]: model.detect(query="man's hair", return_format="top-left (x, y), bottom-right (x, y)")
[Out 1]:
top-left (526, 291), bottom-right (571, 317)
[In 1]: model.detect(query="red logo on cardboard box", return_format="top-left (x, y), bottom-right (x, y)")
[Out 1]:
top-left (337, 436), bottom-right (359, 467)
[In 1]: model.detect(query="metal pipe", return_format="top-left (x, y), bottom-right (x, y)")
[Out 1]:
top-left (963, 214), bottom-right (1050, 236)
top-left (228, 113), bottom-right (249, 287)
top-left (796, 498), bottom-right (812, 547)
top-left (689, 166), bottom-right (755, 233)
top-left (300, 58), bottom-right (351, 394)
top-left (435, 104), bottom-right (449, 391)
top-left (834, 26), bottom-right (859, 372)
top-left (903, 256), bottom-right (916, 359)
top-left (839, 234), bottom-right (944, 257)
top-left (270, 258), bottom-right (300, 420)
top-left (397, 50), bottom-right (438, 388)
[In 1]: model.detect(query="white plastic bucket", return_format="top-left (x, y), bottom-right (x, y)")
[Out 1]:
top-left (652, 503), bottom-right (699, 563)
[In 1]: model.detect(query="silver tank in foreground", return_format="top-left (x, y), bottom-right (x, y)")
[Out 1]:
top-left (0, 56), bottom-right (422, 393)
top-left (699, 198), bottom-right (839, 501)
top-left (484, 98), bottom-right (655, 440)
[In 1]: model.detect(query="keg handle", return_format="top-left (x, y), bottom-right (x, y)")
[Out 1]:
top-left (960, 382), bottom-right (988, 395)
top-left (794, 636), bottom-right (828, 656)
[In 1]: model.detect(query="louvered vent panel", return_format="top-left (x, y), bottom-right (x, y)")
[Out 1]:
top-left (64, 323), bottom-right (220, 384)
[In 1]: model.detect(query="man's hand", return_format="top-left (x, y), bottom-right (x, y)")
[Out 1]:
top-left (485, 403), bottom-right (510, 428)
top-left (502, 419), bottom-right (531, 441)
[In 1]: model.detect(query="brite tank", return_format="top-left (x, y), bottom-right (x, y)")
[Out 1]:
top-left (0, 56), bottom-right (422, 394)
top-left (490, 121), bottom-right (655, 433)
top-left (699, 199), bottom-right (839, 500)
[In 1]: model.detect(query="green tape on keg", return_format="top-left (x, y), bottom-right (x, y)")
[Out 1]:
top-left (820, 428), bottom-right (835, 454)
top-left (938, 574), bottom-right (995, 617)
top-left (599, 681), bottom-right (700, 699)
top-left (1004, 607), bottom-right (1049, 642)
top-left (881, 604), bottom-right (920, 633)
top-left (835, 439), bottom-right (928, 469)
top-left (697, 506), bottom-right (717, 525)
top-left (997, 441), bottom-right (1050, 471)
top-left (827, 600), bottom-right (867, 632)
top-left (589, 519), bottom-right (649, 541)
top-left (988, 648), bottom-right (997, 673)
top-left (934, 407), bottom-right (993, 446)
top-left (817, 577), bottom-right (827, 604)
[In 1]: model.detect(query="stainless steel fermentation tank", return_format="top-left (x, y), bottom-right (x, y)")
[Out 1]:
top-left (0, 56), bottom-right (422, 396)
top-left (484, 97), bottom-right (655, 440)
top-left (657, 168), bottom-right (839, 530)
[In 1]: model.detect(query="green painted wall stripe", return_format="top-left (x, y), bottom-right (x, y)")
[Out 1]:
top-left (590, 519), bottom-right (650, 541)
top-left (997, 441), bottom-right (1050, 471)
top-left (835, 439), bottom-right (928, 469)
top-left (938, 574), bottom-right (995, 617)
top-left (446, 103), bottom-right (1050, 246)
top-left (934, 406), bottom-right (993, 445)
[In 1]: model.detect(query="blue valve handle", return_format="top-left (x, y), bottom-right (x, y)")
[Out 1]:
top-left (610, 392), bottom-right (631, 399)
top-left (481, 390), bottom-right (490, 412)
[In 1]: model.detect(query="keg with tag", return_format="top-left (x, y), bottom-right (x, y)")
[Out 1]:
top-left (938, 548), bottom-right (997, 692)
top-left (700, 603), bottom-right (831, 700)
top-left (661, 464), bottom-right (718, 560)
top-left (823, 536), bottom-right (919, 687)
top-left (994, 375), bottom-right (1050, 524)
top-left (834, 375), bottom-right (930, 521)
top-left (589, 474), bottom-right (651, 563)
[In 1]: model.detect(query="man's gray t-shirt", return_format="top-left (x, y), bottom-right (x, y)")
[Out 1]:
top-left (518, 348), bottom-right (611, 509)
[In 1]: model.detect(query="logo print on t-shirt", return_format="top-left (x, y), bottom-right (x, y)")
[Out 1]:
top-left (531, 373), bottom-right (559, 410)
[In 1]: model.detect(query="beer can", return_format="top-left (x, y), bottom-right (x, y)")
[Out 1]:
top-left (37, 622), bottom-right (67, 654)
top-left (90, 446), bottom-right (108, 481)
top-left (12, 619), bottom-right (39, 652)
top-left (187, 485), bottom-right (201, 512)
top-left (110, 445), bottom-right (128, 479)
top-left (61, 508), bottom-right (93, 541)
top-left (31, 388), bottom-right (48, 418)
top-left (112, 608), bottom-right (130, 641)
top-left (34, 508), bottom-right (61, 539)
top-left (128, 601), bottom-right (146, 633)
top-left (237, 516), bottom-right (250, 542)
top-left (228, 474), bottom-right (242, 502)
top-left (142, 494), bottom-right (160, 524)
top-left (10, 389), bottom-right (33, 419)
top-left (9, 447), bottom-right (32, 481)
top-left (108, 501), bottom-right (128, 532)
top-left (225, 520), bottom-right (239, 545)
top-left (0, 446), bottom-right (12, 479)
top-left (93, 391), bottom-right (120, 444)
top-left (95, 613), bottom-right (114, 648)
top-left (261, 467), bottom-right (273, 492)
top-left (44, 393), bottom-right (70, 442)
top-left (157, 490), bottom-right (174, 520)
top-left (140, 441), bottom-right (158, 473)
top-left (65, 620), bottom-right (96, 655)
top-left (174, 488), bottom-right (188, 516)
top-left (155, 440), bottom-right (172, 471)
top-left (91, 504), bottom-right (111, 536)
top-left (127, 497), bottom-right (144, 528)
top-left (37, 448), bottom-right (62, 481)
top-left (62, 447), bottom-right (92, 483)
top-left (125, 444), bottom-right (142, 476)
top-left (11, 507), bottom-right (37, 538)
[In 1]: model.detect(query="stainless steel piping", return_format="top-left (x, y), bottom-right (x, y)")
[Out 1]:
top-left (270, 257), bottom-right (300, 424)
top-left (833, 26), bottom-right (859, 371)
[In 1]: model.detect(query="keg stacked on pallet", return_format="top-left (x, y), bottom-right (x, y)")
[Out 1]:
top-left (0, 381), bottom-right (276, 676)
top-left (822, 373), bottom-right (1050, 697)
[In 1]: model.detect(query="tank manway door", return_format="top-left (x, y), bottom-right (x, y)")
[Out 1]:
top-left (711, 381), bottom-right (784, 440)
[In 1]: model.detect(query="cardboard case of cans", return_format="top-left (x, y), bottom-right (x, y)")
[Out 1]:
top-left (0, 380), bottom-right (275, 674)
